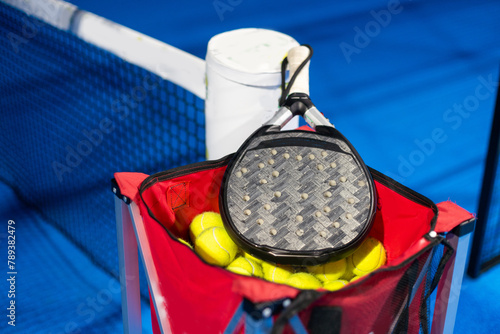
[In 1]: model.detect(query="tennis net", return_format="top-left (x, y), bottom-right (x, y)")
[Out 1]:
top-left (0, 0), bottom-right (206, 307)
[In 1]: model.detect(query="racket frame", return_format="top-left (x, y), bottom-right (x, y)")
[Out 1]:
top-left (219, 93), bottom-right (377, 265)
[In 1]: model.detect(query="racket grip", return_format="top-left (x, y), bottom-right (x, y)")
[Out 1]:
top-left (287, 46), bottom-right (310, 95)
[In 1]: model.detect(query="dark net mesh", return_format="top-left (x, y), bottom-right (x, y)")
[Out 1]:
top-left (468, 83), bottom-right (500, 277)
top-left (0, 1), bottom-right (205, 299)
top-left (419, 242), bottom-right (446, 334)
top-left (479, 156), bottom-right (500, 268)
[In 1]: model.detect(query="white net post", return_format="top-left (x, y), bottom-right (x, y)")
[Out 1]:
top-left (205, 28), bottom-right (300, 160)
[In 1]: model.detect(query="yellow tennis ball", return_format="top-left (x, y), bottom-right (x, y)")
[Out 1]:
top-left (341, 256), bottom-right (355, 281)
top-left (226, 256), bottom-right (263, 277)
top-left (351, 237), bottom-right (386, 277)
top-left (307, 258), bottom-right (346, 282)
top-left (323, 279), bottom-right (349, 291)
top-left (194, 226), bottom-right (238, 266)
top-left (243, 251), bottom-right (264, 264)
top-left (285, 273), bottom-right (322, 290)
top-left (261, 262), bottom-right (293, 284)
top-left (189, 212), bottom-right (224, 241)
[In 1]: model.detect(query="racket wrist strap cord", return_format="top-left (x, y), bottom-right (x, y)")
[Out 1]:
top-left (219, 44), bottom-right (376, 265)
top-left (270, 45), bottom-right (333, 131)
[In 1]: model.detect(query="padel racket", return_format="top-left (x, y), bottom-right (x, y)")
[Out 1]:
top-left (219, 45), bottom-right (377, 265)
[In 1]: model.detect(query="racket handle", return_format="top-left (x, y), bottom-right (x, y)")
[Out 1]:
top-left (287, 46), bottom-right (310, 95)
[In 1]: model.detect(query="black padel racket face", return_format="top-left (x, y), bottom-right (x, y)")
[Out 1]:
top-left (219, 46), bottom-right (377, 265)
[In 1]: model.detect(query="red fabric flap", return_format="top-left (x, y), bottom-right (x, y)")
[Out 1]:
top-left (114, 172), bottom-right (149, 203)
top-left (231, 275), bottom-right (300, 302)
top-left (435, 201), bottom-right (474, 234)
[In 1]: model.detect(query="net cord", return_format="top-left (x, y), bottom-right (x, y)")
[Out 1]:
top-left (2, 0), bottom-right (206, 99)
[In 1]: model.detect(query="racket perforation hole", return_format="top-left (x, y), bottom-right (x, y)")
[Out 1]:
top-left (243, 195), bottom-right (250, 201)
top-left (271, 149), bottom-right (277, 155)
top-left (272, 171), bottom-right (279, 177)
top-left (315, 211), bottom-right (322, 218)
top-left (321, 151), bottom-right (328, 157)
top-left (270, 228), bottom-right (277, 236)
top-left (260, 179), bottom-right (268, 184)
top-left (329, 180), bottom-right (337, 186)
top-left (324, 191), bottom-right (332, 198)
top-left (333, 222), bottom-right (340, 228)
top-left (236, 171), bottom-right (242, 178)
top-left (241, 168), bottom-right (248, 174)
top-left (308, 154), bottom-right (315, 160)
top-left (256, 219), bottom-right (264, 225)
top-left (244, 209), bottom-right (251, 216)
top-left (347, 198), bottom-right (355, 204)
top-left (296, 215), bottom-right (303, 222)
top-left (323, 206), bottom-right (331, 213)
top-left (283, 153), bottom-right (290, 159)
top-left (330, 162), bottom-right (337, 168)
top-left (319, 231), bottom-right (327, 238)
top-left (301, 193), bottom-right (309, 200)
top-left (264, 204), bottom-right (271, 210)
top-left (339, 176), bottom-right (347, 183)
top-left (346, 213), bottom-right (353, 219)
top-left (258, 163), bottom-right (265, 169)
top-left (268, 159), bottom-right (275, 165)
top-left (296, 229), bottom-right (304, 236)
top-left (296, 155), bottom-right (302, 161)
top-left (358, 180), bottom-right (365, 187)
top-left (317, 164), bottom-right (324, 171)
top-left (274, 191), bottom-right (281, 198)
